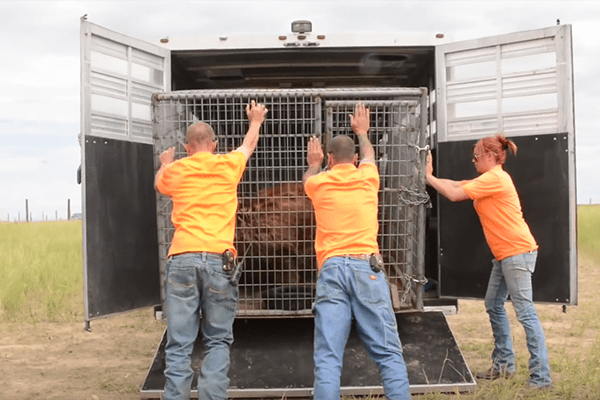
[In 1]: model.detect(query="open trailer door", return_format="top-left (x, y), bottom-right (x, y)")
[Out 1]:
top-left (434, 24), bottom-right (577, 303)
top-left (80, 17), bottom-right (170, 327)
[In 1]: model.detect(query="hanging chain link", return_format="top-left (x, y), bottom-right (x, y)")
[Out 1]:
top-left (398, 187), bottom-right (430, 205)
top-left (396, 143), bottom-right (431, 206)
top-left (401, 273), bottom-right (429, 305)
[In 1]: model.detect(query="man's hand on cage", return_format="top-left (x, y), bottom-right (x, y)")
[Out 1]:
top-left (350, 102), bottom-right (370, 135)
top-left (160, 147), bottom-right (175, 166)
top-left (307, 136), bottom-right (324, 167)
top-left (246, 100), bottom-right (269, 124)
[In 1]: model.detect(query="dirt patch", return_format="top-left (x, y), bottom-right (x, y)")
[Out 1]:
top-left (2, 256), bottom-right (598, 399)
top-left (0, 309), bottom-right (165, 400)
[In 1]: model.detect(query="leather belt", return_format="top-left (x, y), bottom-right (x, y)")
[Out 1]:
top-left (347, 254), bottom-right (369, 261)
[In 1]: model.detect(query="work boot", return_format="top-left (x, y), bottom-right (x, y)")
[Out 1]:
top-left (476, 367), bottom-right (516, 380)
top-left (526, 381), bottom-right (553, 390)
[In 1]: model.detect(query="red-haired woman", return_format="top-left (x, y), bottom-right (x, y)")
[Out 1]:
top-left (426, 134), bottom-right (552, 390)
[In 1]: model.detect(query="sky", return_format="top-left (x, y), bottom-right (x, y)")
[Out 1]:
top-left (0, 0), bottom-right (598, 222)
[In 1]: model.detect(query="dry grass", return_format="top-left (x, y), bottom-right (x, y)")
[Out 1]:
top-left (1, 206), bottom-right (599, 399)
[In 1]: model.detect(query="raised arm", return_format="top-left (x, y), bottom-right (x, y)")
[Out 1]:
top-left (303, 136), bottom-right (324, 185)
top-left (349, 103), bottom-right (375, 164)
top-left (236, 100), bottom-right (269, 160)
top-left (425, 152), bottom-right (470, 202)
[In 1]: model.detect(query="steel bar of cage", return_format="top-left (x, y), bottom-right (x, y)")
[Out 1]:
top-left (153, 87), bottom-right (426, 101)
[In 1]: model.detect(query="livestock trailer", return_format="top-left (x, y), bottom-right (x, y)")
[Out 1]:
top-left (80, 17), bottom-right (576, 398)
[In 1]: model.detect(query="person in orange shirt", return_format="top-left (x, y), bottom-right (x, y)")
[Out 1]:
top-left (304, 103), bottom-right (411, 400)
top-left (155, 100), bottom-right (268, 400)
top-left (426, 134), bottom-right (552, 390)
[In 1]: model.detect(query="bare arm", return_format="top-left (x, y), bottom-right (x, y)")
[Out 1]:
top-left (236, 100), bottom-right (268, 160)
top-left (425, 152), bottom-right (470, 202)
top-left (155, 147), bottom-right (175, 191)
top-left (350, 103), bottom-right (375, 164)
top-left (303, 136), bottom-right (324, 185)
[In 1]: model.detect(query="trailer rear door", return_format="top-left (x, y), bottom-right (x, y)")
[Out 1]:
top-left (434, 24), bottom-right (576, 304)
top-left (80, 18), bottom-right (170, 325)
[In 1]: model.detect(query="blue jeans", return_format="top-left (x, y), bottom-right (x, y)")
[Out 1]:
top-left (484, 250), bottom-right (552, 387)
top-left (313, 256), bottom-right (411, 400)
top-left (163, 252), bottom-right (238, 400)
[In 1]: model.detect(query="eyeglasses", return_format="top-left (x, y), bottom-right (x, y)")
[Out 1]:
top-left (472, 153), bottom-right (481, 162)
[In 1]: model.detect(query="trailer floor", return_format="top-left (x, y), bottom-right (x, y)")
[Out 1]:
top-left (141, 311), bottom-right (475, 398)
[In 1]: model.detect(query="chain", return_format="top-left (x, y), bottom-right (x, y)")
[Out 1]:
top-left (398, 187), bottom-right (430, 205)
top-left (400, 273), bottom-right (429, 305)
top-left (401, 278), bottom-right (411, 305)
top-left (393, 143), bottom-right (431, 206)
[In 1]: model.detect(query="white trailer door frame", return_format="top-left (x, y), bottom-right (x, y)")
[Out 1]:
top-left (434, 24), bottom-right (577, 304)
top-left (80, 17), bottom-right (171, 326)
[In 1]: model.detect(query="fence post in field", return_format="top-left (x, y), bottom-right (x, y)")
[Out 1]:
top-left (25, 199), bottom-right (29, 223)
top-left (68, 199), bottom-right (71, 220)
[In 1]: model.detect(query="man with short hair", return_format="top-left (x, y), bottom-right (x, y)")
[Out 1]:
top-left (303, 103), bottom-right (411, 400)
top-left (155, 100), bottom-right (268, 400)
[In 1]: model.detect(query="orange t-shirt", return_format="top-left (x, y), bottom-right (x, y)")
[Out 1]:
top-left (304, 162), bottom-right (380, 268)
top-left (156, 151), bottom-right (246, 257)
top-left (462, 165), bottom-right (537, 261)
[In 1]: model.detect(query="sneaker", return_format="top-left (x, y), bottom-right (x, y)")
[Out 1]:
top-left (527, 381), bottom-right (553, 390)
top-left (475, 367), bottom-right (516, 380)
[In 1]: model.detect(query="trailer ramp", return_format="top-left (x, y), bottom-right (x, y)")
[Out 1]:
top-left (141, 311), bottom-right (475, 398)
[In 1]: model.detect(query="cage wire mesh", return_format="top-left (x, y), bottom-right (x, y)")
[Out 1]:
top-left (153, 88), bottom-right (429, 318)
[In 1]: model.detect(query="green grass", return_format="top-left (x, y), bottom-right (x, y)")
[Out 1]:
top-left (0, 220), bottom-right (83, 323)
top-left (577, 204), bottom-right (600, 263)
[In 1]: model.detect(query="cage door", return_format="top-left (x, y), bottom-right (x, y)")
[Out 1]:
top-left (325, 98), bottom-right (429, 311)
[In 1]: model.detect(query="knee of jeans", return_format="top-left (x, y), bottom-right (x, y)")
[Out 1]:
top-left (484, 297), bottom-right (503, 313)
top-left (513, 303), bottom-right (539, 323)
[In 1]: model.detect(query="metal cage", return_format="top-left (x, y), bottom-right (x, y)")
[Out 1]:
top-left (153, 88), bottom-right (429, 317)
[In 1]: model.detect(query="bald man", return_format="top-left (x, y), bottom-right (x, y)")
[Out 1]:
top-left (156, 101), bottom-right (268, 400)
top-left (303, 103), bottom-right (411, 400)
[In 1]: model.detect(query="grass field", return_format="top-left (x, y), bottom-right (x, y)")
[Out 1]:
top-left (0, 206), bottom-right (599, 399)
top-left (0, 220), bottom-right (83, 323)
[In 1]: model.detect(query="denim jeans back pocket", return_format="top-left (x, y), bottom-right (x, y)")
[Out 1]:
top-left (353, 267), bottom-right (390, 306)
top-left (203, 267), bottom-right (238, 317)
top-left (166, 263), bottom-right (197, 302)
top-left (502, 252), bottom-right (537, 274)
top-left (208, 267), bottom-right (234, 296)
top-left (316, 263), bottom-right (342, 303)
top-left (500, 253), bottom-right (535, 298)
